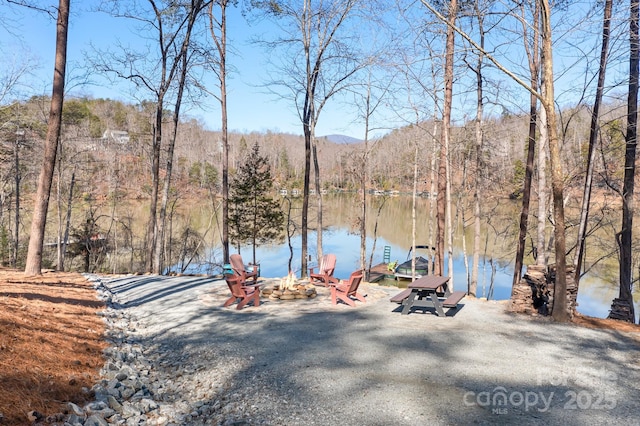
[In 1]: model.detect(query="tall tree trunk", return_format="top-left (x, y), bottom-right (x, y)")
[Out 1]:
top-left (300, 0), bottom-right (312, 278)
top-left (611, 0), bottom-right (638, 323)
top-left (24, 0), bottom-right (69, 275)
top-left (511, 114), bottom-right (535, 287)
top-left (301, 126), bottom-right (311, 277)
top-left (155, 1), bottom-right (202, 274)
top-left (512, 1), bottom-right (540, 286)
top-left (13, 131), bottom-right (21, 268)
top-left (56, 149), bottom-right (63, 270)
top-left (574, 0), bottom-right (612, 280)
top-left (536, 94), bottom-right (548, 266)
top-left (360, 162), bottom-right (367, 274)
top-left (436, 0), bottom-right (457, 276)
top-left (144, 108), bottom-right (162, 273)
top-left (411, 137), bottom-right (418, 278)
top-left (445, 123), bottom-right (454, 286)
top-left (470, 11), bottom-right (485, 297)
top-left (460, 159), bottom-right (469, 290)
top-left (154, 91), bottom-right (181, 274)
top-left (541, 0), bottom-right (569, 322)
top-left (313, 133), bottom-right (323, 261)
top-left (59, 170), bottom-right (74, 272)
top-left (360, 152), bottom-right (367, 274)
top-left (359, 78), bottom-right (379, 277)
top-left (142, 0), bottom-right (192, 274)
top-left (359, 85), bottom-right (371, 275)
top-left (429, 120), bottom-right (438, 269)
top-left (208, 0), bottom-right (230, 265)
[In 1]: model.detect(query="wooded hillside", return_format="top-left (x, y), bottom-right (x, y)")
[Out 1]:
top-left (4, 96), bottom-right (629, 196)
top-left (0, 94), bottom-right (629, 274)
top-left (2, 0), bottom-right (636, 322)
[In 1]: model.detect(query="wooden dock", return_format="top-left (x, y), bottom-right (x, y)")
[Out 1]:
top-left (368, 262), bottom-right (394, 283)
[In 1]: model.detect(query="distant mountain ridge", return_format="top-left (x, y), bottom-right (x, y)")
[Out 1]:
top-left (320, 134), bottom-right (362, 144)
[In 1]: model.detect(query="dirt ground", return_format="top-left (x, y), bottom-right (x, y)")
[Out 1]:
top-left (0, 269), bottom-right (637, 425)
top-left (0, 269), bottom-right (106, 425)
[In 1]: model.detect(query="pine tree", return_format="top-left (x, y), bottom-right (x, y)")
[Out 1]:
top-left (229, 142), bottom-right (284, 264)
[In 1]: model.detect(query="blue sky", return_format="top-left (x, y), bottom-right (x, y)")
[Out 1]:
top-left (0, 2), bottom-right (366, 138)
top-left (1, 1), bottom-right (622, 139)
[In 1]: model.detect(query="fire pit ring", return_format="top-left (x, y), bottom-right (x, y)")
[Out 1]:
top-left (261, 273), bottom-right (318, 301)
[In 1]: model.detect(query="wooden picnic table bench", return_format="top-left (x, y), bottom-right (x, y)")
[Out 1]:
top-left (389, 275), bottom-right (465, 317)
top-left (389, 288), bottom-right (412, 303)
top-left (442, 290), bottom-right (466, 308)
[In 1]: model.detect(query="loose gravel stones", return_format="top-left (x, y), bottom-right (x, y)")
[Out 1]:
top-left (41, 274), bottom-right (252, 426)
top-left (42, 274), bottom-right (638, 426)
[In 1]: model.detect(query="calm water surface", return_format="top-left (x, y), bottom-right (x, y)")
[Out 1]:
top-left (188, 195), bottom-right (639, 321)
top-left (242, 229), bottom-right (636, 320)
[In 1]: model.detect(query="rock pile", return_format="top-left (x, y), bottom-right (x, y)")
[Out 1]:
top-left (38, 275), bottom-right (252, 426)
top-left (509, 264), bottom-right (578, 318)
top-left (509, 264), bottom-right (547, 315)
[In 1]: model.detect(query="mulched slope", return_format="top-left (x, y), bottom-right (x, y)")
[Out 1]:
top-left (0, 270), bottom-right (106, 425)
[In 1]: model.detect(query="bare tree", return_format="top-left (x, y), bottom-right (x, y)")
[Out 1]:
top-left (207, 0), bottom-right (231, 265)
top-left (252, 0), bottom-right (365, 276)
top-left (393, 3), bottom-right (447, 274)
top-left (154, 0), bottom-right (207, 274)
top-left (574, 0), bottom-right (612, 280)
top-left (434, 0), bottom-right (457, 277)
top-left (610, 0), bottom-right (638, 323)
top-left (467, 0), bottom-right (487, 297)
top-left (536, 85), bottom-right (548, 266)
top-left (0, 51), bottom-right (34, 107)
top-left (93, 0), bottom-right (206, 273)
top-left (540, 0), bottom-right (570, 322)
top-left (512, 0), bottom-right (541, 285)
top-left (451, 0), bottom-right (502, 293)
top-left (55, 136), bottom-right (80, 272)
top-left (352, 72), bottom-right (389, 277)
top-left (24, 0), bottom-right (69, 275)
top-left (0, 119), bottom-right (27, 268)
top-left (422, 0), bottom-right (570, 321)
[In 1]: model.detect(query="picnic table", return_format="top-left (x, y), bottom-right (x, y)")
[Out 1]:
top-left (390, 275), bottom-right (465, 317)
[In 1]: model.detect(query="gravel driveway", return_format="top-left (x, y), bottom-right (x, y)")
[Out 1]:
top-left (94, 274), bottom-right (640, 425)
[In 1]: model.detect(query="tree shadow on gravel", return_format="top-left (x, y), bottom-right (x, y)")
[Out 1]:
top-left (104, 275), bottom-right (214, 307)
top-left (102, 275), bottom-right (640, 426)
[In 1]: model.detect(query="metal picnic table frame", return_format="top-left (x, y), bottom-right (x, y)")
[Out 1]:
top-left (390, 275), bottom-right (465, 317)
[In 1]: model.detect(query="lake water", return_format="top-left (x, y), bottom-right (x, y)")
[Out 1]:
top-left (234, 229), bottom-right (636, 320)
top-left (185, 194), bottom-right (639, 321)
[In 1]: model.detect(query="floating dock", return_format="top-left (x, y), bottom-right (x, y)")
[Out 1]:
top-left (368, 263), bottom-right (394, 283)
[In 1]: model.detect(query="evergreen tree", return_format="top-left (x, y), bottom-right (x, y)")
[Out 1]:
top-left (229, 142), bottom-right (284, 264)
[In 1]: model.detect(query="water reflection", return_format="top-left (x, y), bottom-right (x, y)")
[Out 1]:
top-left (187, 194), bottom-right (639, 320)
top-left (249, 232), bottom-right (511, 298)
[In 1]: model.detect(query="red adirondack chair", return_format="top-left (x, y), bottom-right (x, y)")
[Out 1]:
top-left (309, 253), bottom-right (337, 286)
top-left (230, 253), bottom-right (259, 283)
top-left (223, 274), bottom-right (262, 310)
top-left (330, 270), bottom-right (366, 307)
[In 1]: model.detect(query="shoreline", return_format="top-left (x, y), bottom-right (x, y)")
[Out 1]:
top-left (82, 274), bottom-right (640, 425)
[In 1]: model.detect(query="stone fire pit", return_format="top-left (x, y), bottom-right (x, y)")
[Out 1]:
top-left (261, 272), bottom-right (318, 301)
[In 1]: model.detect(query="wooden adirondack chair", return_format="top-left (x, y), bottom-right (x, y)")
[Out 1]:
top-left (223, 274), bottom-right (262, 310)
top-left (309, 253), bottom-right (337, 286)
top-left (330, 270), bottom-right (365, 307)
top-left (229, 253), bottom-right (259, 283)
